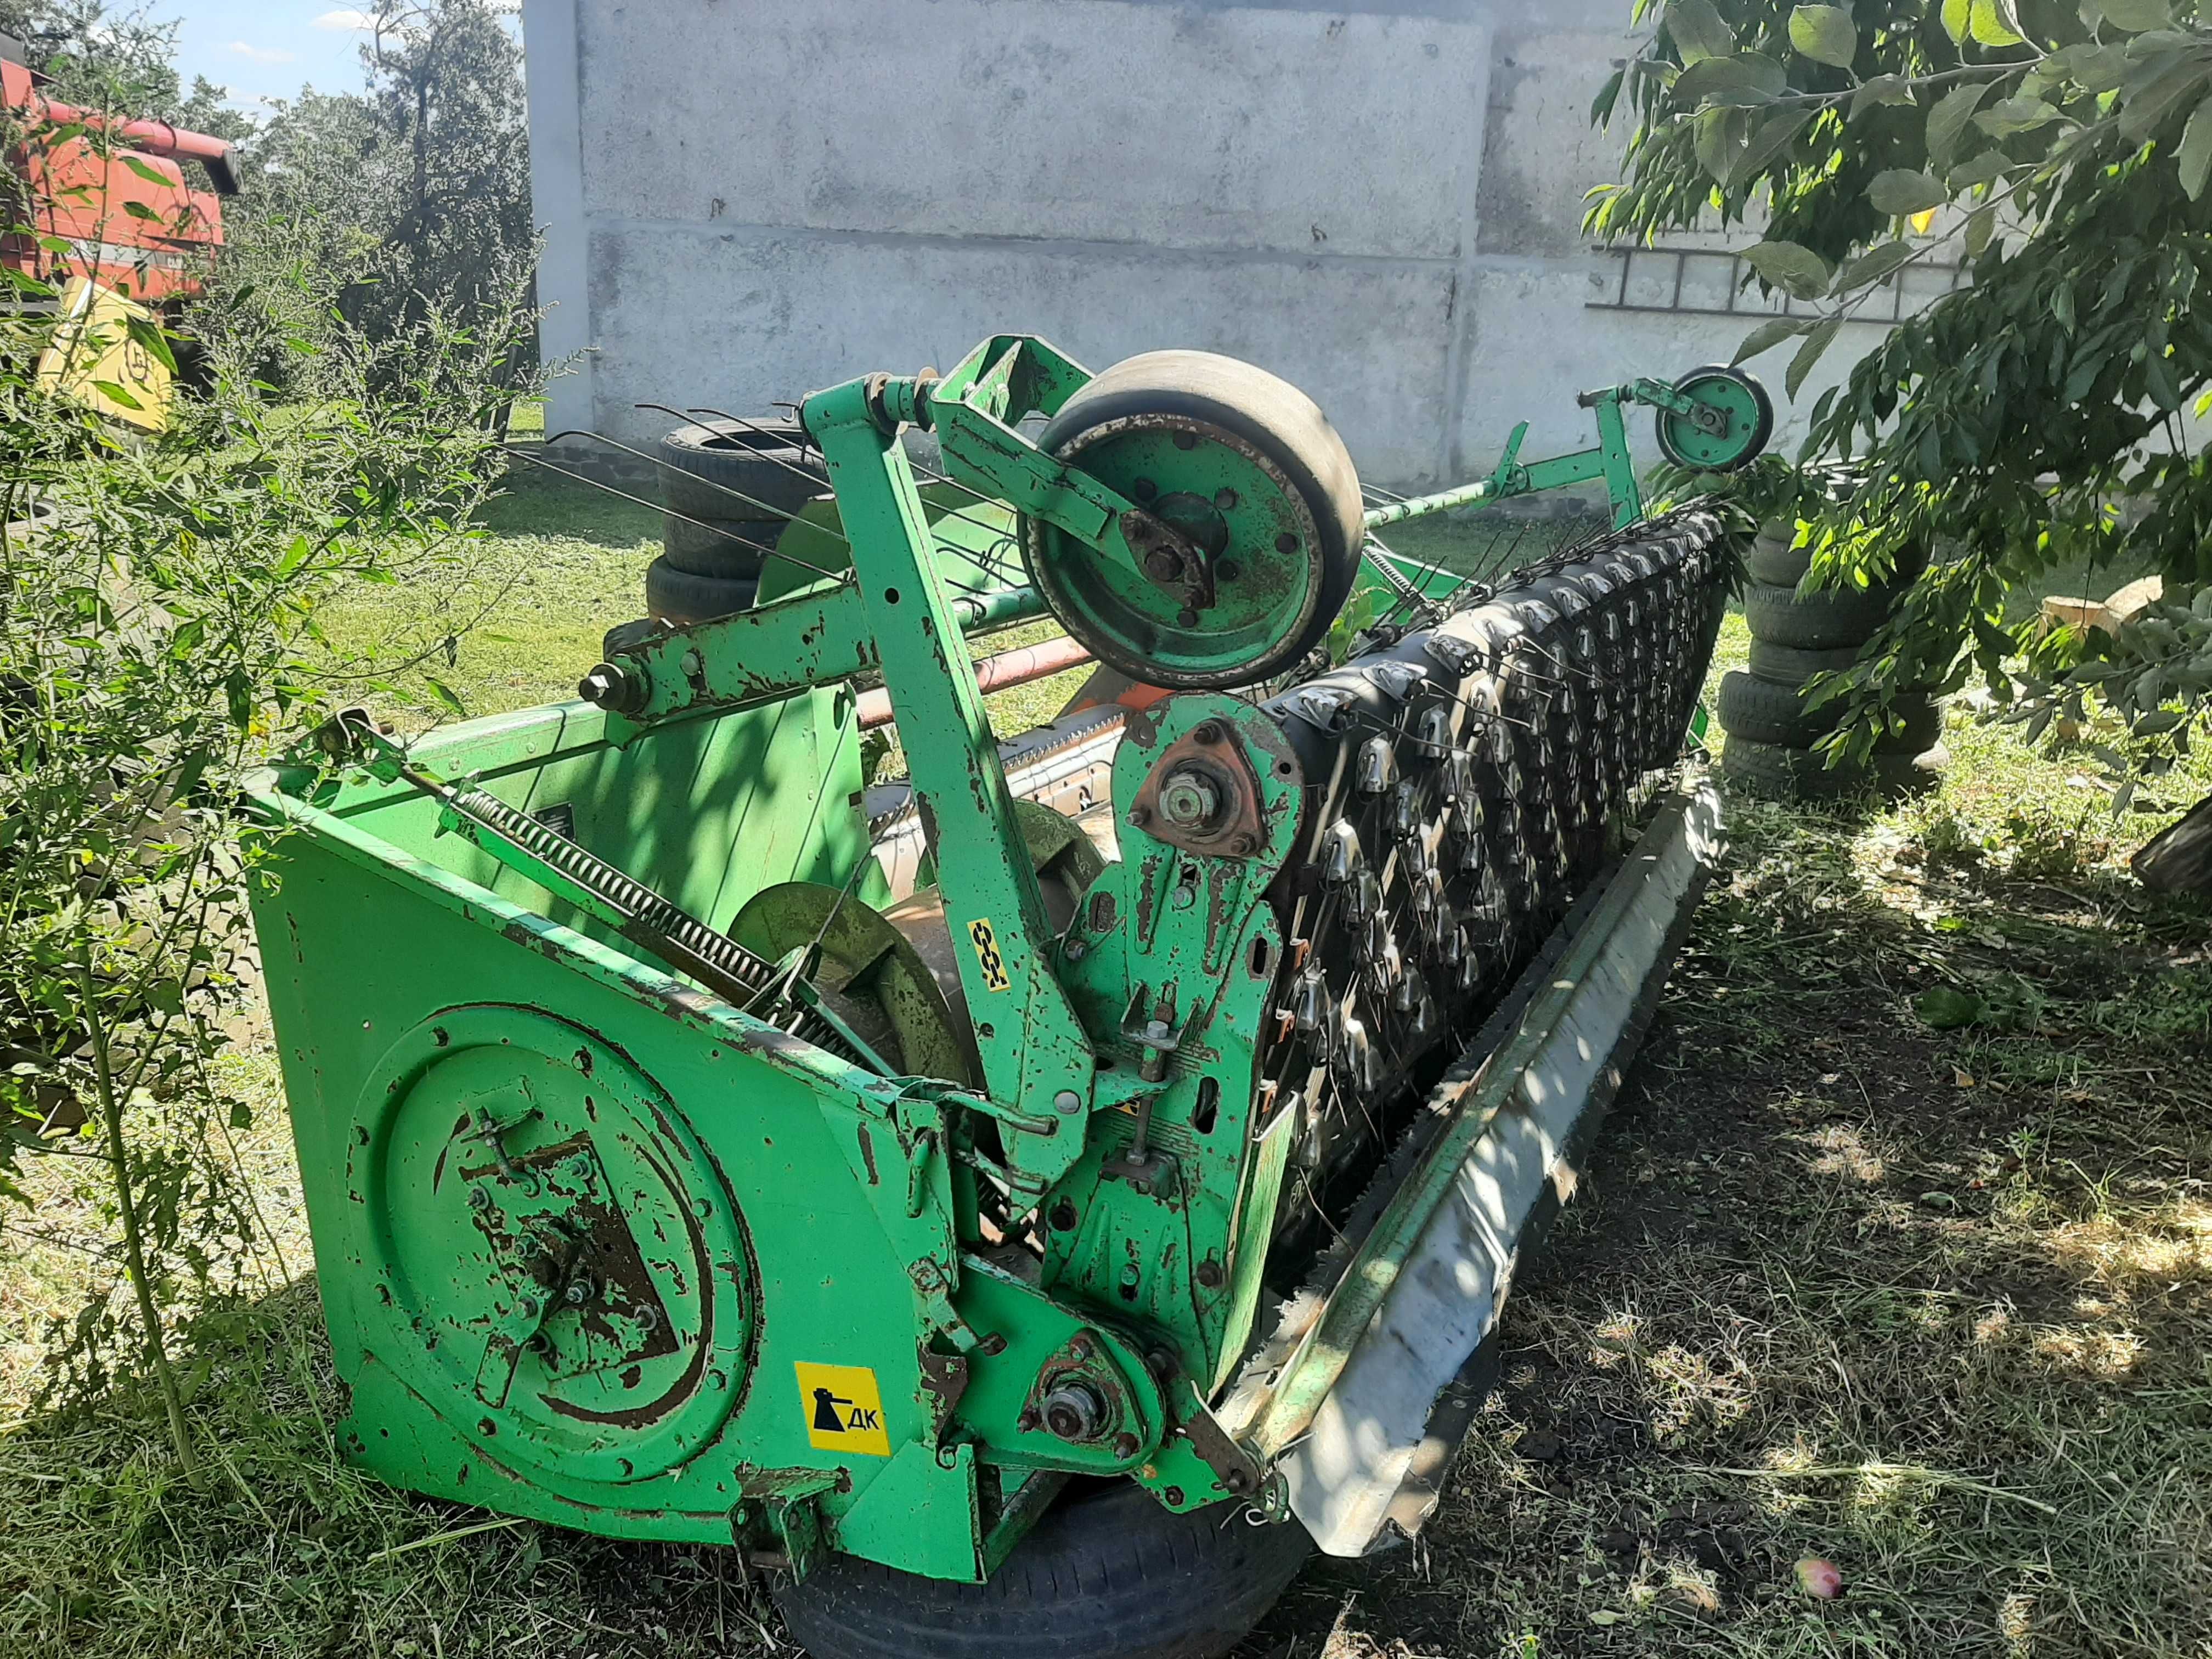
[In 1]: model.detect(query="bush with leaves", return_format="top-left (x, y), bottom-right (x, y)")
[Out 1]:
top-left (1595, 0), bottom-right (2212, 794)
top-left (1, 164), bottom-right (541, 1462)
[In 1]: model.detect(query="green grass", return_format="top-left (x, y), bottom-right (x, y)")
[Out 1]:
top-left (2, 483), bottom-right (2208, 1658)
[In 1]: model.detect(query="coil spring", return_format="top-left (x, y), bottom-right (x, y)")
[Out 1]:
top-left (450, 786), bottom-right (860, 1060)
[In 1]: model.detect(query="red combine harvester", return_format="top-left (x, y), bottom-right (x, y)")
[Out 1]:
top-left (2, 29), bottom-right (240, 422)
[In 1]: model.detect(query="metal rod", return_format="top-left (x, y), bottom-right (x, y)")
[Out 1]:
top-left (1362, 480), bottom-right (1497, 528)
top-left (504, 442), bottom-right (831, 577)
top-left (854, 633), bottom-right (1093, 731)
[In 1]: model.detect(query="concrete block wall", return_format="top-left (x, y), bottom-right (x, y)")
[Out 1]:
top-left (523, 0), bottom-right (1875, 490)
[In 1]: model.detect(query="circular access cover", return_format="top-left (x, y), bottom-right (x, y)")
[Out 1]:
top-left (349, 1006), bottom-right (754, 1486)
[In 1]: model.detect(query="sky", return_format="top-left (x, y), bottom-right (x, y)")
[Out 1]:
top-left (161, 3), bottom-right (379, 114)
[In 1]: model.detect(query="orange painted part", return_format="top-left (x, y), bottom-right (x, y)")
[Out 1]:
top-left (3, 58), bottom-right (233, 305)
top-left (856, 634), bottom-right (1096, 731)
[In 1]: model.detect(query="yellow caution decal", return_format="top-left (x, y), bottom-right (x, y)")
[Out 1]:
top-left (794, 1362), bottom-right (891, 1457)
top-left (967, 918), bottom-right (1012, 992)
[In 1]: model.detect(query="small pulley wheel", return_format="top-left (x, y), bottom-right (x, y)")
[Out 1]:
top-left (1024, 351), bottom-right (1366, 690)
top-left (1654, 364), bottom-right (1774, 472)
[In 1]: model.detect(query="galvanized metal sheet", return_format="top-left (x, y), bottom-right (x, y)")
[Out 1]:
top-left (1282, 781), bottom-right (1723, 1556)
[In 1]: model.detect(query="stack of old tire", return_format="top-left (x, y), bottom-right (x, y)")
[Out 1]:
top-left (648, 418), bottom-right (828, 624)
top-left (1719, 514), bottom-right (1945, 801)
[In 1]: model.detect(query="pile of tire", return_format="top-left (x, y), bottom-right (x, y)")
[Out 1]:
top-left (1718, 517), bottom-right (1945, 802)
top-left (650, 419), bottom-right (828, 623)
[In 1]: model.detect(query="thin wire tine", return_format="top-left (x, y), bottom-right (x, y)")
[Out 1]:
top-left (560, 417), bottom-right (847, 537)
top-left (680, 403), bottom-right (1031, 569)
top-left (631, 405), bottom-right (853, 541)
top-left (506, 442), bottom-right (840, 577)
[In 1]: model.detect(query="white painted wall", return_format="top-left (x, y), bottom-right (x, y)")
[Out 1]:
top-left (523, 0), bottom-right (1882, 489)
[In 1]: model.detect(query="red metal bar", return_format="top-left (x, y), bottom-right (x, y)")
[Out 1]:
top-left (857, 634), bottom-right (1094, 731)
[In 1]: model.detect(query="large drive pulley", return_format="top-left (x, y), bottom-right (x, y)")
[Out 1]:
top-left (1652, 363), bottom-right (1773, 472)
top-left (1022, 351), bottom-right (1368, 691)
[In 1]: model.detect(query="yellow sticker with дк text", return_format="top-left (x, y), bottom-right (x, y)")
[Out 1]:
top-left (967, 917), bottom-right (1012, 992)
top-left (795, 1361), bottom-right (890, 1456)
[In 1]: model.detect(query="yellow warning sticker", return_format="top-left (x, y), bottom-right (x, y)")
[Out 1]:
top-left (967, 918), bottom-right (1012, 993)
top-left (794, 1362), bottom-right (891, 1457)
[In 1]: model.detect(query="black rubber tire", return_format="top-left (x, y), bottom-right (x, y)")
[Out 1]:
top-left (1721, 737), bottom-right (1946, 802)
top-left (658, 419), bottom-right (826, 523)
top-left (1745, 538), bottom-right (1926, 597)
top-left (1025, 350), bottom-right (1366, 691)
top-left (644, 554), bottom-right (755, 624)
top-left (1742, 579), bottom-right (1901, 650)
top-left (1746, 532), bottom-right (1813, 589)
top-left (774, 1482), bottom-right (1311, 1659)
top-left (661, 511), bottom-right (782, 579)
top-left (1717, 672), bottom-right (1939, 751)
top-left (1745, 637), bottom-right (1866, 685)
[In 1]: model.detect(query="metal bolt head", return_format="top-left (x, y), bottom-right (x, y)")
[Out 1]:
top-left (563, 1280), bottom-right (590, 1307)
top-left (1054, 1090), bottom-right (1084, 1116)
top-left (1144, 549), bottom-right (1181, 580)
top-left (578, 661), bottom-right (643, 713)
top-left (1041, 1380), bottom-right (1109, 1442)
top-left (1158, 766), bottom-right (1222, 830)
top-left (467, 1186), bottom-right (492, 1212)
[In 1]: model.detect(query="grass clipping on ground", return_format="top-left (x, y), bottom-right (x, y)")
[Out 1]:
top-left (2, 491), bottom-right (2209, 1658)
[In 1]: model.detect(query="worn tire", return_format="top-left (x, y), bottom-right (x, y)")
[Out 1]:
top-left (774, 1482), bottom-right (1310, 1659)
top-left (1741, 579), bottom-right (1902, 650)
top-left (1746, 531), bottom-right (1813, 589)
top-left (1721, 736), bottom-right (1946, 801)
top-left (1744, 538), bottom-right (1926, 599)
top-left (658, 419), bottom-right (826, 523)
top-left (661, 511), bottom-right (782, 579)
top-left (1717, 673), bottom-right (1940, 752)
top-left (644, 554), bottom-right (755, 624)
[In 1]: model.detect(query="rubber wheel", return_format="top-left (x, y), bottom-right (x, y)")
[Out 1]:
top-left (1721, 737), bottom-right (1946, 802)
top-left (1741, 579), bottom-right (1901, 650)
top-left (774, 1482), bottom-right (1311, 1659)
top-left (1654, 364), bottom-right (1774, 472)
top-left (645, 554), bottom-right (755, 624)
top-left (1717, 672), bottom-right (1939, 751)
top-left (1024, 351), bottom-right (1365, 690)
top-left (658, 419), bottom-right (826, 523)
top-left (1746, 537), bottom-right (1927, 596)
top-left (661, 511), bottom-right (781, 579)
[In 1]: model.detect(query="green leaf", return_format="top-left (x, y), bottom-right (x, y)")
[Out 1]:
top-left (1731, 108), bottom-right (1812, 183)
top-left (2180, 89), bottom-right (2212, 198)
top-left (1674, 52), bottom-right (1788, 106)
top-left (1789, 5), bottom-right (1858, 66)
top-left (1926, 81), bottom-right (1995, 171)
top-left (119, 155), bottom-right (171, 187)
top-left (123, 312), bottom-right (177, 376)
top-left (2120, 58), bottom-right (2211, 143)
top-left (1850, 74), bottom-right (1916, 116)
top-left (425, 678), bottom-right (470, 718)
top-left (1914, 987), bottom-right (1988, 1029)
top-left (1833, 241), bottom-right (1916, 293)
top-left (88, 379), bottom-right (144, 410)
top-left (1976, 96), bottom-right (2064, 136)
top-left (1941, 0), bottom-right (1972, 42)
top-left (1695, 105), bottom-right (1747, 180)
top-left (1970, 0), bottom-right (2025, 46)
top-left (1966, 203), bottom-right (1998, 256)
top-left (229, 1101), bottom-right (255, 1131)
top-left (273, 534), bottom-right (313, 578)
top-left (1787, 315), bottom-right (1844, 397)
top-left (1947, 149), bottom-right (2015, 187)
top-left (1733, 315), bottom-right (1813, 364)
top-left (119, 199), bottom-right (160, 222)
top-left (1667, 0), bottom-right (1737, 64)
top-left (2095, 0), bottom-right (2171, 30)
top-left (1741, 238), bottom-right (1833, 298)
top-left (1867, 168), bottom-right (1950, 214)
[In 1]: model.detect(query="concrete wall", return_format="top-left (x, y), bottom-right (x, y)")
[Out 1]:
top-left (523, 0), bottom-right (1880, 489)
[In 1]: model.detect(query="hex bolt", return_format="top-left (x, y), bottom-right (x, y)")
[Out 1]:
top-left (1157, 766), bottom-right (1222, 831)
top-left (1041, 1380), bottom-right (1109, 1442)
top-left (467, 1186), bottom-right (492, 1212)
top-left (516, 1295), bottom-right (541, 1322)
top-left (577, 661), bottom-right (644, 714)
top-left (563, 1279), bottom-right (591, 1307)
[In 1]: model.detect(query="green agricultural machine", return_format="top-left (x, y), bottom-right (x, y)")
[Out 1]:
top-left (245, 338), bottom-right (1768, 1658)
